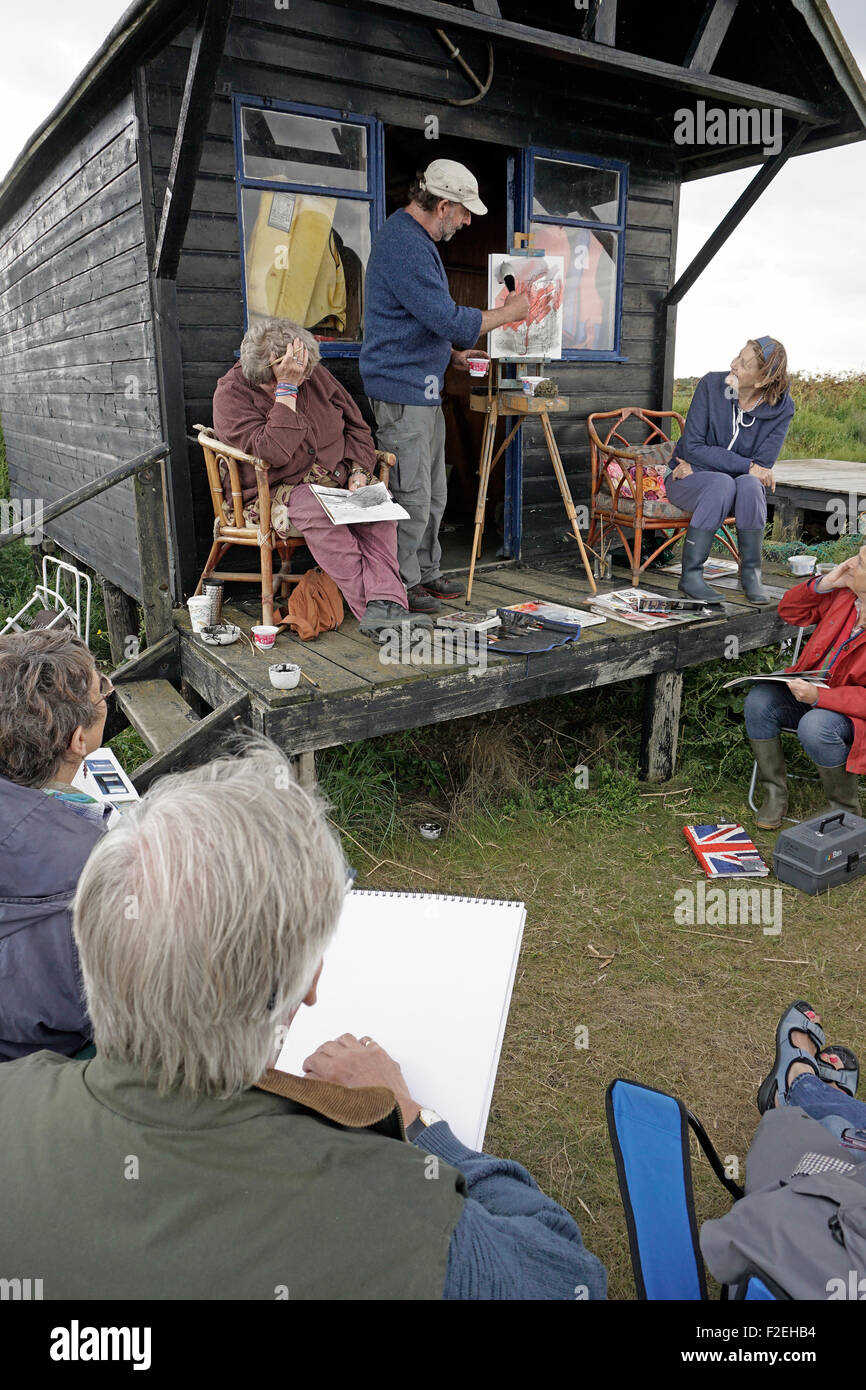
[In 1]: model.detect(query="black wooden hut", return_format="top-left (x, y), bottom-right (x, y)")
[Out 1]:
top-left (1, 0), bottom-right (864, 612)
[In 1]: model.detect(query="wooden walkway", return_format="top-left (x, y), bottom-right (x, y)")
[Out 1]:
top-left (772, 458), bottom-right (866, 535)
top-left (161, 557), bottom-right (802, 783)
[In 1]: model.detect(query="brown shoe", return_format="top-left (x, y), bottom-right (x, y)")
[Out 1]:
top-left (425, 576), bottom-right (465, 600)
top-left (407, 585), bottom-right (443, 614)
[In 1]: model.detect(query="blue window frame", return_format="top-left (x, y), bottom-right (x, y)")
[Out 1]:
top-left (520, 147), bottom-right (628, 361)
top-left (233, 96), bottom-right (384, 358)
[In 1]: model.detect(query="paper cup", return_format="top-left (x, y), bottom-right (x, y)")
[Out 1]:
top-left (789, 554), bottom-right (816, 576)
top-left (188, 595), bottom-right (214, 633)
top-left (466, 355), bottom-right (489, 378)
top-left (251, 624), bottom-right (279, 650)
top-left (269, 662), bottom-right (300, 689)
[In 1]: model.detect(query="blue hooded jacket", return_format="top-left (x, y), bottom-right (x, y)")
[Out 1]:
top-left (0, 775), bottom-right (107, 1061)
top-left (671, 371), bottom-right (795, 476)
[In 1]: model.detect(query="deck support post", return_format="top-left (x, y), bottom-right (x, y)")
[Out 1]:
top-left (292, 752), bottom-right (317, 788)
top-left (640, 669), bottom-right (683, 782)
top-left (101, 581), bottom-right (140, 666)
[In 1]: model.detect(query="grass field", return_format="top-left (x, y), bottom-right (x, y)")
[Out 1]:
top-left (2, 382), bottom-right (865, 1299)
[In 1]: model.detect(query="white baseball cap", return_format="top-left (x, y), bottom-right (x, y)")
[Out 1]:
top-left (419, 159), bottom-right (487, 215)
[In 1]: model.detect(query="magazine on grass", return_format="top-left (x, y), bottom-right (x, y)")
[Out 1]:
top-left (310, 482), bottom-right (409, 525)
top-left (684, 823), bottom-right (770, 878)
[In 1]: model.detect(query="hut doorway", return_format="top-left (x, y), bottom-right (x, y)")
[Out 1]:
top-left (382, 126), bottom-right (513, 567)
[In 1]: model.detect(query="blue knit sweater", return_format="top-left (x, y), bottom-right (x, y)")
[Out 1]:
top-left (360, 209), bottom-right (483, 406)
top-left (671, 371), bottom-right (795, 476)
top-left (414, 1122), bottom-right (607, 1300)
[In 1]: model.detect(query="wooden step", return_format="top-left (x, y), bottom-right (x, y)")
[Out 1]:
top-left (115, 678), bottom-right (200, 755)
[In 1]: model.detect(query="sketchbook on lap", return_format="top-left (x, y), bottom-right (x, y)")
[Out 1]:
top-left (275, 891), bottom-right (526, 1150)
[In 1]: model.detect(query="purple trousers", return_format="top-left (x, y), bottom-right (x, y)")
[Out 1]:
top-left (286, 483), bottom-right (408, 620)
top-left (664, 470), bottom-right (767, 531)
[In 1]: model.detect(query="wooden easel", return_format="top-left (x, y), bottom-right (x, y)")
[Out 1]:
top-left (466, 377), bottom-right (597, 602)
top-left (466, 233), bottom-right (597, 603)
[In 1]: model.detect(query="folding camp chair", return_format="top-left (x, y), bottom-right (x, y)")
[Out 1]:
top-left (605, 1078), bottom-right (784, 1301)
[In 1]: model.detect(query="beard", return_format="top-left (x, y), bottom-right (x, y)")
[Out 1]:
top-left (725, 371), bottom-right (739, 393)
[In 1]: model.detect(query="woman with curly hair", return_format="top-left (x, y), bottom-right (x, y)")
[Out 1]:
top-left (0, 630), bottom-right (113, 1061)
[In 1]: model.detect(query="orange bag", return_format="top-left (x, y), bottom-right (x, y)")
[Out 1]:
top-left (278, 568), bottom-right (343, 641)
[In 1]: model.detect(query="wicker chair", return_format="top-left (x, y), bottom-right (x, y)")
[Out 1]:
top-left (193, 426), bottom-right (394, 626)
top-left (587, 407), bottom-right (738, 586)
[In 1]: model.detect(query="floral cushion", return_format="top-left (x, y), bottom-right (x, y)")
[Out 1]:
top-left (601, 439), bottom-right (679, 513)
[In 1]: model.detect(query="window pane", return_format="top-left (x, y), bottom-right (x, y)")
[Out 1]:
top-left (529, 223), bottom-right (618, 351)
top-left (532, 158), bottom-right (619, 224)
top-left (241, 108), bottom-right (367, 191)
top-left (241, 188), bottom-right (370, 340)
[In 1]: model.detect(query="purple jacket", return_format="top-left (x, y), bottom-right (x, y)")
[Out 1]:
top-left (0, 775), bottom-right (107, 1061)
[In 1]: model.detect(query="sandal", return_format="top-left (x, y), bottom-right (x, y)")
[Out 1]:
top-left (817, 1045), bottom-right (860, 1098)
top-left (757, 1000), bottom-right (825, 1114)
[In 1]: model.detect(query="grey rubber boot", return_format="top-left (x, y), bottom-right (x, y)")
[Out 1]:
top-left (678, 527), bottom-right (724, 603)
top-left (738, 528), bottom-right (771, 605)
top-left (816, 762), bottom-right (862, 817)
top-left (749, 737), bottom-right (788, 829)
top-left (358, 600), bottom-right (432, 642)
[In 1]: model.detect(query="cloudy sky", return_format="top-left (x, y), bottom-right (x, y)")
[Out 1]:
top-left (2, 0), bottom-right (864, 377)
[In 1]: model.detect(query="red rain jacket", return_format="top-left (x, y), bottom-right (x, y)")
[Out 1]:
top-left (780, 579), bottom-right (866, 772)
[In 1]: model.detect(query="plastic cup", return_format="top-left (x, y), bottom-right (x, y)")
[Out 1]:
top-left (251, 624), bottom-right (279, 650)
top-left (466, 355), bottom-right (489, 378)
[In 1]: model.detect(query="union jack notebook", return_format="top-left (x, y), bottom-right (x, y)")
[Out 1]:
top-left (683, 824), bottom-right (770, 878)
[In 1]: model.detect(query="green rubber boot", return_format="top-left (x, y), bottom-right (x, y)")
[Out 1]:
top-left (749, 737), bottom-right (788, 829)
top-left (679, 527), bottom-right (724, 604)
top-left (738, 528), bottom-right (771, 605)
top-left (816, 763), bottom-right (862, 818)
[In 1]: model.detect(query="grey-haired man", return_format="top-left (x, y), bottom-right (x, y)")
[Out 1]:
top-left (360, 159), bottom-right (529, 613)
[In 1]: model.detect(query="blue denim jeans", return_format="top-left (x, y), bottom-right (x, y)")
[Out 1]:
top-left (787, 1073), bottom-right (866, 1161)
top-left (744, 680), bottom-right (854, 768)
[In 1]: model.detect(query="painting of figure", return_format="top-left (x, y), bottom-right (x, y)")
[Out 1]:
top-left (487, 253), bottom-right (564, 360)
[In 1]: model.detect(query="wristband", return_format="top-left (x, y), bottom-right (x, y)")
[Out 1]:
top-left (275, 383), bottom-right (298, 397)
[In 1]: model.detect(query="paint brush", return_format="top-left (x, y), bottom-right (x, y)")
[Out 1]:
top-left (503, 273), bottom-right (516, 293)
top-left (299, 669), bottom-right (319, 688)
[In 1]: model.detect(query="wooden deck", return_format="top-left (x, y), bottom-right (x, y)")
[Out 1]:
top-left (120, 555), bottom-right (804, 784)
top-left (772, 458), bottom-right (866, 535)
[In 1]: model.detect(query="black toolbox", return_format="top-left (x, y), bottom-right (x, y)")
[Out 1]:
top-left (773, 810), bottom-right (866, 894)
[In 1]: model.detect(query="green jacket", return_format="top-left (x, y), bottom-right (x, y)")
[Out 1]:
top-left (0, 1052), bottom-right (466, 1299)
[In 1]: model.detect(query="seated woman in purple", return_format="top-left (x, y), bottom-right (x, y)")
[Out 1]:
top-left (665, 337), bottom-right (795, 605)
top-left (213, 318), bottom-right (430, 643)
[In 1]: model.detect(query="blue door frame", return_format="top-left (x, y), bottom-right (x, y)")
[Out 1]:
top-left (503, 152), bottom-right (522, 560)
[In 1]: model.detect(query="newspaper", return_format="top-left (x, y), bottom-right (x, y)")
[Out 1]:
top-left (310, 482), bottom-right (409, 526)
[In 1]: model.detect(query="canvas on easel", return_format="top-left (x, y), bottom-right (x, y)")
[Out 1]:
top-left (487, 253), bottom-right (564, 360)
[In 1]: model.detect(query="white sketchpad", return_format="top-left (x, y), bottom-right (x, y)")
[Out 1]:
top-left (275, 891), bottom-right (526, 1150)
top-left (310, 482), bottom-right (410, 525)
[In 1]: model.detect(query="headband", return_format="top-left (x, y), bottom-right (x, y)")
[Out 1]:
top-left (755, 335), bottom-right (778, 358)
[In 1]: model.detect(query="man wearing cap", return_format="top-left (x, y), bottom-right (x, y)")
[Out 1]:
top-left (360, 160), bottom-right (530, 613)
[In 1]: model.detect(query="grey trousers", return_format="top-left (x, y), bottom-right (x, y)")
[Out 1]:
top-left (370, 401), bottom-right (446, 590)
top-left (664, 469), bottom-right (767, 531)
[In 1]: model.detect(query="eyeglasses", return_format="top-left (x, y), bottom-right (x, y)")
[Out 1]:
top-left (94, 674), bottom-right (115, 708)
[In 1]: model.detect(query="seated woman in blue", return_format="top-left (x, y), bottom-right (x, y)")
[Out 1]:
top-left (665, 337), bottom-right (795, 605)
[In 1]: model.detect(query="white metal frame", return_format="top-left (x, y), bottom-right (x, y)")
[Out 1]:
top-left (0, 556), bottom-right (92, 644)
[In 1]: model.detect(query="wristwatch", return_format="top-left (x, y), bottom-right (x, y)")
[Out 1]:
top-left (405, 1107), bottom-right (443, 1142)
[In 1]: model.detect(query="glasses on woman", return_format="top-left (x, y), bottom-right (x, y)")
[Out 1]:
top-left (94, 674), bottom-right (115, 708)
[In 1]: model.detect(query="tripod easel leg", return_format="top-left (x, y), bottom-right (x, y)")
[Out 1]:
top-left (467, 401), bottom-right (499, 603)
top-left (540, 410), bottom-right (597, 595)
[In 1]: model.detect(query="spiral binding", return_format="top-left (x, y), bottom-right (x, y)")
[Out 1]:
top-left (350, 890), bottom-right (522, 908)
